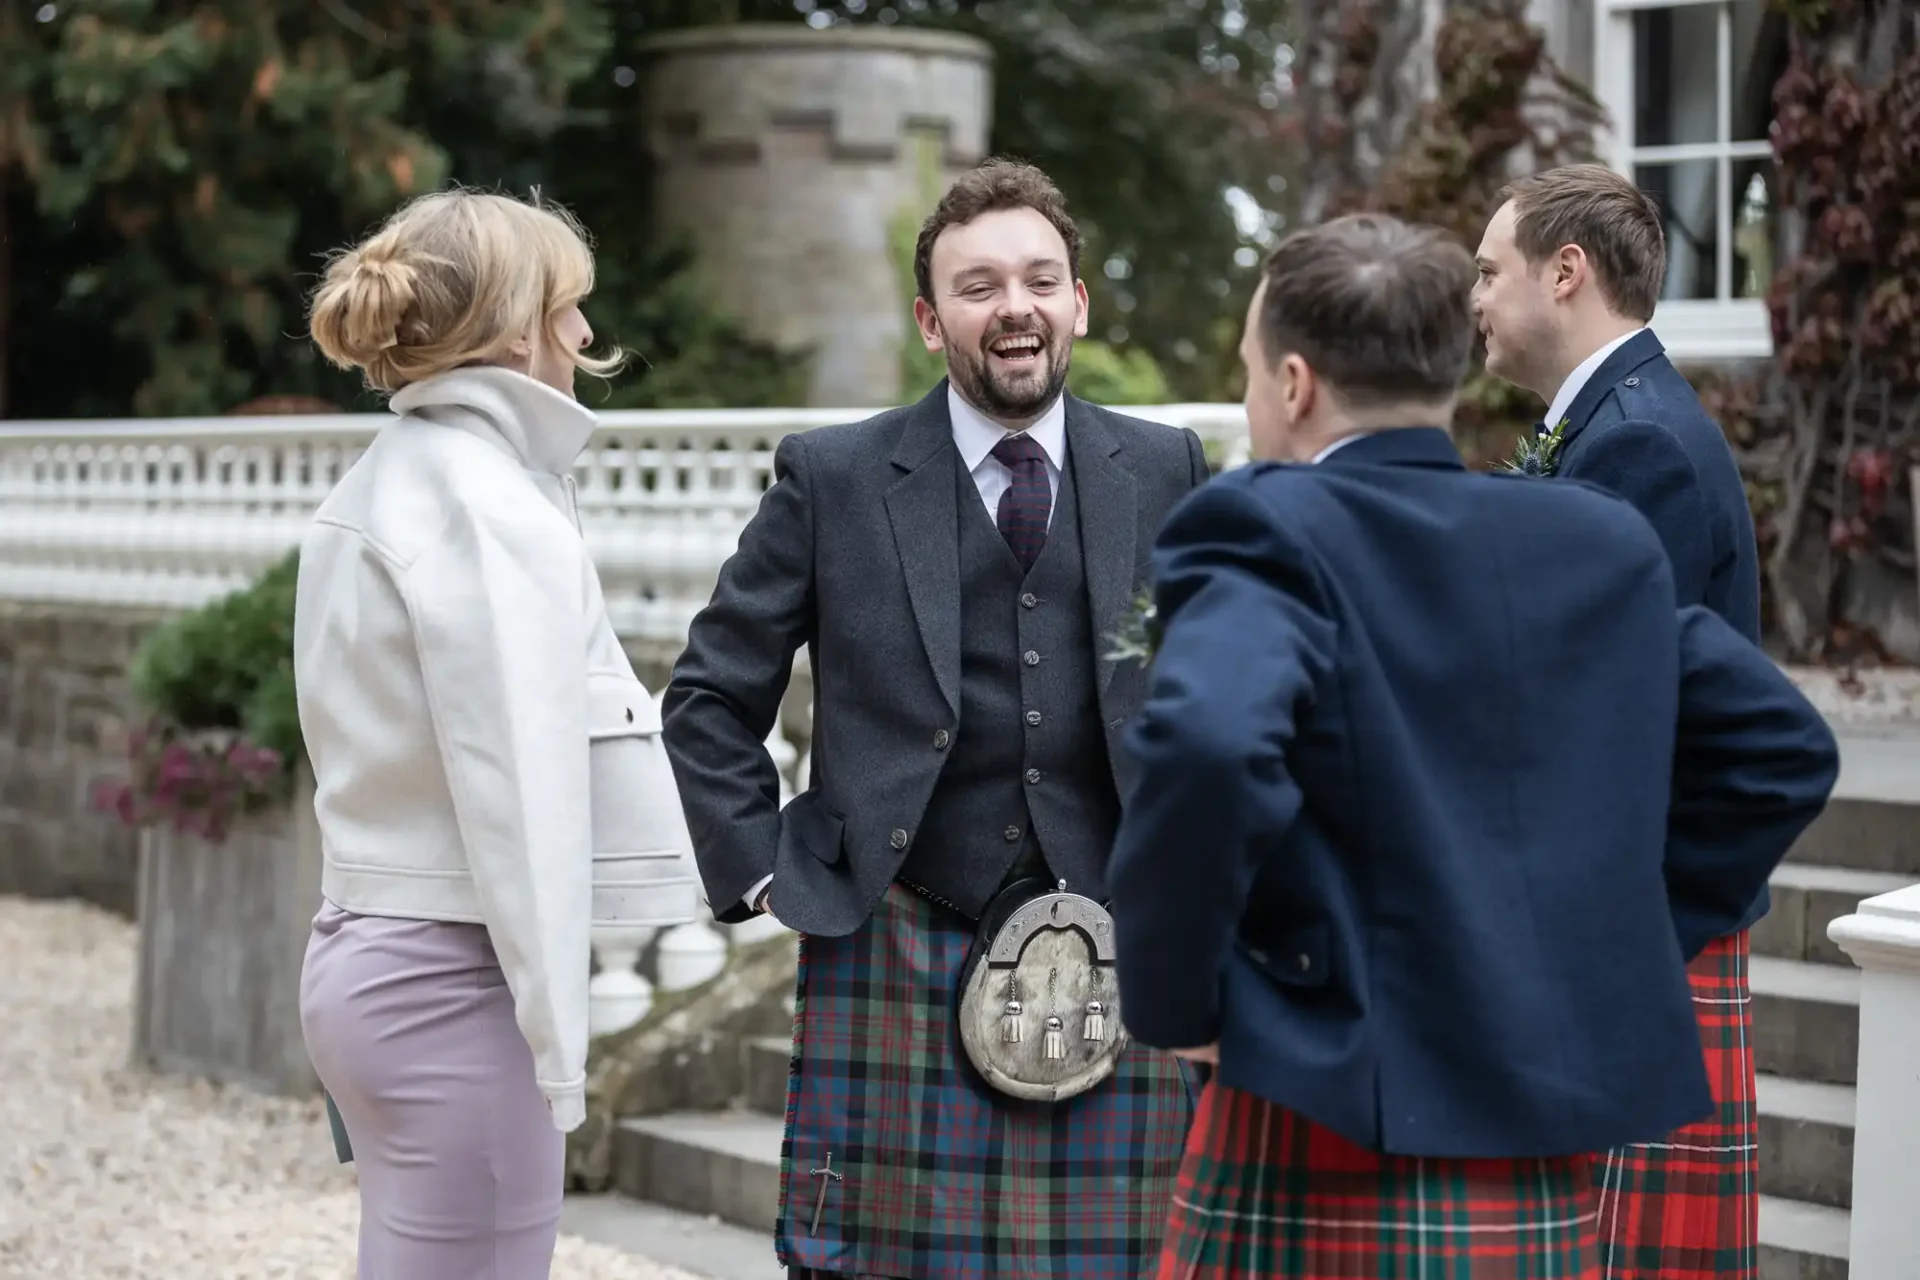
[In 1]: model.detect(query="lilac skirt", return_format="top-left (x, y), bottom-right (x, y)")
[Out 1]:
top-left (300, 899), bottom-right (563, 1279)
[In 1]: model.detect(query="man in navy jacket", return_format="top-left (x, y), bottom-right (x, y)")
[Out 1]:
top-left (1106, 212), bottom-right (1839, 1280)
top-left (1474, 163), bottom-right (1770, 1279)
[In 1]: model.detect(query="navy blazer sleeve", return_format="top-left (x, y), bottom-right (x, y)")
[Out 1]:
top-left (1109, 474), bottom-right (1337, 1049)
top-left (1666, 606), bottom-right (1840, 958)
top-left (1559, 420), bottom-right (1714, 607)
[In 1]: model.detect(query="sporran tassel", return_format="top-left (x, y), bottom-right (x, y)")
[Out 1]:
top-left (1002, 998), bottom-right (1024, 1043)
top-left (1043, 1015), bottom-right (1066, 1060)
top-left (1083, 1000), bottom-right (1106, 1043)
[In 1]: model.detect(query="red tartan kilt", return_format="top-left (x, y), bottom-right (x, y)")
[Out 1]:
top-left (1594, 928), bottom-right (1758, 1279)
top-left (1160, 1081), bottom-right (1601, 1280)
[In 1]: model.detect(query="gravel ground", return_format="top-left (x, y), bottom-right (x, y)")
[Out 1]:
top-left (0, 895), bottom-right (694, 1280)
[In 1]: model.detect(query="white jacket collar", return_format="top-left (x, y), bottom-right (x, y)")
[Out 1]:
top-left (388, 365), bottom-right (598, 476)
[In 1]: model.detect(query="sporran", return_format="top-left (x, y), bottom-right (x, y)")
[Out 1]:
top-left (956, 878), bottom-right (1129, 1101)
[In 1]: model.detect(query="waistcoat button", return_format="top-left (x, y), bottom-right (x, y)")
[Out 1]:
top-left (1023, 650), bottom-right (1040, 666)
top-left (1025, 768), bottom-right (1041, 784)
top-left (1003, 825), bottom-right (1021, 842)
top-left (890, 828), bottom-right (909, 850)
top-left (932, 729), bottom-right (950, 750)
top-left (1020, 593), bottom-right (1038, 609)
top-left (1025, 710), bottom-right (1042, 726)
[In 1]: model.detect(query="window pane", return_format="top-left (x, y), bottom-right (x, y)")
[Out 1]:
top-left (1731, 159), bottom-right (1776, 299)
top-left (1730, 0), bottom-right (1785, 142)
top-left (1633, 5), bottom-right (1721, 147)
top-left (1636, 160), bottom-right (1721, 300)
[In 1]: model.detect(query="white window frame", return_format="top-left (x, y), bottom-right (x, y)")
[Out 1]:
top-left (1593, 0), bottom-right (1775, 362)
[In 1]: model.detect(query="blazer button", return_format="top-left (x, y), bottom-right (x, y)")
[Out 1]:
top-left (1003, 825), bottom-right (1022, 842)
top-left (1025, 710), bottom-right (1042, 726)
top-left (890, 828), bottom-right (909, 850)
top-left (1624, 376), bottom-right (1640, 387)
top-left (933, 729), bottom-right (951, 750)
top-left (1023, 650), bottom-right (1040, 666)
top-left (1025, 767), bottom-right (1041, 784)
top-left (1020, 592), bottom-right (1038, 609)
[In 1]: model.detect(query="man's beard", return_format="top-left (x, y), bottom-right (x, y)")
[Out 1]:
top-left (946, 323), bottom-right (1073, 422)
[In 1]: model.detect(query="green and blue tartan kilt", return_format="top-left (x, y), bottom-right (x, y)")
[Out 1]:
top-left (777, 883), bottom-right (1196, 1280)
top-left (1160, 1081), bottom-right (1602, 1280)
top-left (1593, 929), bottom-right (1758, 1279)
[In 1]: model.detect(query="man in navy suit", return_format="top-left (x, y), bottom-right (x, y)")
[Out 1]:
top-left (1473, 163), bottom-right (1769, 1279)
top-left (1106, 212), bottom-right (1839, 1280)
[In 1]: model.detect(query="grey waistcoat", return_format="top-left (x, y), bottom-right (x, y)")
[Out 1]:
top-left (895, 448), bottom-right (1120, 915)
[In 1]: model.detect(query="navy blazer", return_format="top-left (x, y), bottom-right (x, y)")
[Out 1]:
top-left (1555, 330), bottom-right (1761, 640)
top-left (1108, 428), bottom-right (1839, 1159)
top-left (1554, 330), bottom-right (1770, 932)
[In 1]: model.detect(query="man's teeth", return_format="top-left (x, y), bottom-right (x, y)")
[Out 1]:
top-left (990, 335), bottom-right (1043, 356)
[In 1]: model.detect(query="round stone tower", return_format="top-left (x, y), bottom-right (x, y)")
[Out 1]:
top-left (635, 24), bottom-right (994, 408)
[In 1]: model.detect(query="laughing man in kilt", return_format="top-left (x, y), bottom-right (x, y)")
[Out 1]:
top-left (1104, 213), bottom-right (1842, 1280)
top-left (662, 159), bottom-right (1208, 1280)
top-left (1473, 165), bottom-right (1777, 1278)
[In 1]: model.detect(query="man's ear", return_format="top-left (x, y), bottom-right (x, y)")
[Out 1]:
top-left (1552, 244), bottom-right (1590, 302)
top-left (913, 297), bottom-right (944, 353)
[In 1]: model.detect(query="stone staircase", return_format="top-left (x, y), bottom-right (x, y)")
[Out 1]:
top-left (1751, 730), bottom-right (1920, 1280)
top-left (596, 732), bottom-right (1920, 1280)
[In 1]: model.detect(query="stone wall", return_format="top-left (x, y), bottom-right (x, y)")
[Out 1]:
top-left (0, 604), bottom-right (157, 916)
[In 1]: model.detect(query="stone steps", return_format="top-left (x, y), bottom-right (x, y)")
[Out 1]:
top-left (1757, 1074), bottom-right (1854, 1210)
top-left (1752, 863), bottom-right (1914, 965)
top-left (613, 1111), bottom-right (785, 1236)
top-left (1752, 954), bottom-right (1861, 1086)
top-left (558, 1192), bottom-right (783, 1280)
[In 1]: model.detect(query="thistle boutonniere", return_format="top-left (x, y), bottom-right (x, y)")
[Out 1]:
top-left (1502, 417), bottom-right (1570, 476)
top-left (1105, 588), bottom-right (1161, 665)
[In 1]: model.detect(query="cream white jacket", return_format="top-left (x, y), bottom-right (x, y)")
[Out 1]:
top-left (292, 367), bottom-right (699, 1133)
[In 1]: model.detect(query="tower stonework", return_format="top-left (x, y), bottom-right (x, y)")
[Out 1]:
top-left (637, 25), bottom-right (994, 407)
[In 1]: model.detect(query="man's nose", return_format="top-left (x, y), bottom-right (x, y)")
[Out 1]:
top-left (998, 283), bottom-right (1036, 319)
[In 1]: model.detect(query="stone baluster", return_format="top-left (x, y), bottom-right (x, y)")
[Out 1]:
top-left (1827, 883), bottom-right (1920, 1279)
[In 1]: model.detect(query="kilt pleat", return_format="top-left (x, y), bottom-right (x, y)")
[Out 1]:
top-left (1160, 1081), bottom-right (1601, 1280)
top-left (1593, 929), bottom-right (1757, 1279)
top-left (778, 883), bottom-right (1195, 1280)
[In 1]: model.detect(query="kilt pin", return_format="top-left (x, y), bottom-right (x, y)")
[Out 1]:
top-left (1594, 930), bottom-right (1757, 1279)
top-left (778, 884), bottom-right (1196, 1280)
top-left (1160, 1081), bottom-right (1602, 1280)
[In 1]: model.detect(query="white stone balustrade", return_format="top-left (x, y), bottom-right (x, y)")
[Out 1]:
top-left (1828, 884), bottom-right (1920, 1279)
top-left (0, 404), bottom-right (1251, 656)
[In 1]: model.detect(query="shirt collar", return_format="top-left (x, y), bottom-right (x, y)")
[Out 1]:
top-left (1311, 432), bottom-right (1374, 464)
top-left (948, 383), bottom-right (1068, 473)
top-left (1545, 327), bottom-right (1646, 431)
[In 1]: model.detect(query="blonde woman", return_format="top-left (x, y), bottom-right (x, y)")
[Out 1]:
top-left (294, 189), bottom-right (699, 1278)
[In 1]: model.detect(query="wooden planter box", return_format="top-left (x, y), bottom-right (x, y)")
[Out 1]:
top-left (132, 767), bottom-right (324, 1097)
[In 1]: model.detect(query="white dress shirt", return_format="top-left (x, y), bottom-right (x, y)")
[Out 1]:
top-left (743, 386), bottom-right (1069, 912)
top-left (1545, 328), bottom-right (1646, 432)
top-left (948, 384), bottom-right (1067, 524)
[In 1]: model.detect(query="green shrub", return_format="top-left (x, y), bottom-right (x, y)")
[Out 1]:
top-left (100, 553), bottom-right (302, 842)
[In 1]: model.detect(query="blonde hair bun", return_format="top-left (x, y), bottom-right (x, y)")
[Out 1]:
top-left (307, 188), bottom-right (620, 394)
